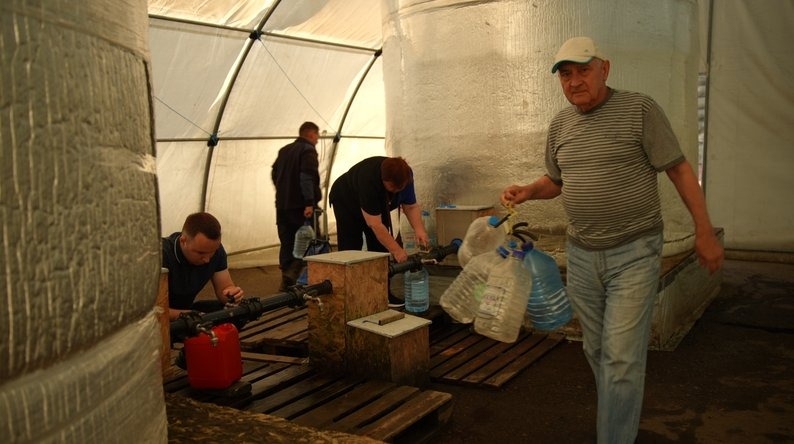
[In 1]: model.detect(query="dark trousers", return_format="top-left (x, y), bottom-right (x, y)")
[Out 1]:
top-left (276, 208), bottom-right (305, 270)
top-left (331, 203), bottom-right (390, 253)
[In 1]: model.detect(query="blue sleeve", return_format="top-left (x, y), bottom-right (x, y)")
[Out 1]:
top-left (398, 181), bottom-right (417, 205)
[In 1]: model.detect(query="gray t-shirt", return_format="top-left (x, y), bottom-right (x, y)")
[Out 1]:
top-left (546, 89), bottom-right (684, 250)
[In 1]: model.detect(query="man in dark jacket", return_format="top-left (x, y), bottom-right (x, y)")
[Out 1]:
top-left (272, 121), bottom-right (322, 290)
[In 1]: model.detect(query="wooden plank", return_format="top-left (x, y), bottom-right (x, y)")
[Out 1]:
top-left (325, 385), bottom-right (420, 433)
top-left (245, 363), bottom-right (316, 399)
top-left (479, 333), bottom-right (564, 388)
top-left (239, 309), bottom-right (308, 346)
top-left (269, 378), bottom-right (365, 420)
top-left (237, 307), bottom-right (301, 339)
top-left (246, 374), bottom-right (336, 414)
top-left (358, 390), bottom-right (453, 442)
top-left (291, 380), bottom-right (398, 429)
top-left (240, 351), bottom-right (308, 365)
top-left (428, 333), bottom-right (488, 371)
top-left (239, 308), bottom-right (306, 339)
top-left (439, 336), bottom-right (531, 382)
top-left (239, 362), bottom-right (291, 383)
top-left (428, 335), bottom-right (498, 379)
top-left (263, 317), bottom-right (309, 340)
top-left (429, 324), bottom-right (473, 355)
top-left (451, 333), bottom-right (547, 385)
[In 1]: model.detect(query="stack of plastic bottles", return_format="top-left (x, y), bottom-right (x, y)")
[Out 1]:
top-left (440, 216), bottom-right (573, 343)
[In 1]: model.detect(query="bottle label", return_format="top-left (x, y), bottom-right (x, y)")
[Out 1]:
top-left (478, 275), bottom-right (510, 318)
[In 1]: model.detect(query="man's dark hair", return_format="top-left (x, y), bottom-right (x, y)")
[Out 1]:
top-left (182, 212), bottom-right (221, 240)
top-left (381, 157), bottom-right (413, 190)
top-left (299, 121), bottom-right (319, 137)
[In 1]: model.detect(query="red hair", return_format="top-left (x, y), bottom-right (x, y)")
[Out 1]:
top-left (381, 157), bottom-right (412, 189)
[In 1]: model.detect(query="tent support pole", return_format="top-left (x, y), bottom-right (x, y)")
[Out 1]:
top-left (321, 49), bottom-right (383, 236)
top-left (199, 1), bottom-right (283, 210)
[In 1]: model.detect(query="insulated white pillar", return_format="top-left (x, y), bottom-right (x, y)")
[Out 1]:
top-left (1, 0), bottom-right (166, 441)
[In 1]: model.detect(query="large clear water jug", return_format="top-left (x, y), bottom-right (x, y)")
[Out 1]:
top-left (457, 215), bottom-right (505, 267)
top-left (474, 248), bottom-right (532, 343)
top-left (404, 267), bottom-right (430, 313)
top-left (292, 221), bottom-right (315, 259)
top-left (439, 246), bottom-right (508, 323)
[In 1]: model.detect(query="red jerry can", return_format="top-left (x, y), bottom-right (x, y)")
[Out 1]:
top-left (184, 323), bottom-right (243, 389)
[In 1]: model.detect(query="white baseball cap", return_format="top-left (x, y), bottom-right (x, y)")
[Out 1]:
top-left (551, 36), bottom-right (606, 73)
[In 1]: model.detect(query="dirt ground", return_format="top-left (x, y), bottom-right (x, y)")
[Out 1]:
top-left (200, 258), bottom-right (794, 444)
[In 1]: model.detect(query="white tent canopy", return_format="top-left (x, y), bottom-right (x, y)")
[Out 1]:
top-left (149, 0), bottom-right (794, 257)
top-left (150, 0), bottom-right (386, 255)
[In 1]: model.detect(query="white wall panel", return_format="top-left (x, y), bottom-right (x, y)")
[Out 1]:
top-left (705, 0), bottom-right (794, 251)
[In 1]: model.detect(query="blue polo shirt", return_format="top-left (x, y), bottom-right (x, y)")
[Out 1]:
top-left (161, 232), bottom-right (228, 309)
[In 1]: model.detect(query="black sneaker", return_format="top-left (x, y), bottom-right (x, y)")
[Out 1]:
top-left (387, 293), bottom-right (405, 308)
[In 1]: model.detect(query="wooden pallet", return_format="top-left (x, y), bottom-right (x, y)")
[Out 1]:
top-left (237, 306), bottom-right (309, 355)
top-left (429, 324), bottom-right (564, 389)
top-left (163, 353), bottom-right (452, 443)
top-left (233, 304), bottom-right (563, 390)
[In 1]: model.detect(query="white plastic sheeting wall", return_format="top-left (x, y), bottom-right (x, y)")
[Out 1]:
top-left (150, 0), bottom-right (387, 254)
top-left (383, 0), bottom-right (701, 256)
top-left (704, 1), bottom-right (794, 252)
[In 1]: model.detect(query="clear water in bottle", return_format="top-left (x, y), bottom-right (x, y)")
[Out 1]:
top-left (404, 267), bottom-right (430, 313)
top-left (292, 222), bottom-right (315, 259)
top-left (474, 248), bottom-right (532, 343)
top-left (421, 209), bottom-right (436, 249)
top-left (400, 213), bottom-right (418, 254)
top-left (439, 247), bottom-right (508, 323)
top-left (523, 244), bottom-right (573, 331)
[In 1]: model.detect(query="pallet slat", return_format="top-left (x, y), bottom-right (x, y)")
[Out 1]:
top-left (449, 333), bottom-right (546, 383)
top-left (323, 385), bottom-right (420, 434)
top-left (270, 378), bottom-right (364, 419)
top-left (291, 380), bottom-right (398, 429)
top-left (477, 333), bottom-right (564, 388)
top-left (429, 325), bottom-right (565, 388)
top-left (358, 390), bottom-right (453, 442)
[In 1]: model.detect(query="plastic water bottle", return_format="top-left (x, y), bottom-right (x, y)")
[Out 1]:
top-left (400, 214), bottom-right (418, 254)
top-left (421, 209), bottom-right (437, 248)
top-left (523, 244), bottom-right (573, 331)
top-left (457, 215), bottom-right (505, 267)
top-left (292, 221), bottom-right (315, 259)
top-left (474, 248), bottom-right (533, 343)
top-left (404, 267), bottom-right (430, 313)
top-left (440, 246), bottom-right (508, 323)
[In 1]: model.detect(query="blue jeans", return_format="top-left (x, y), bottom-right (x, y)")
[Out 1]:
top-left (566, 232), bottom-right (663, 444)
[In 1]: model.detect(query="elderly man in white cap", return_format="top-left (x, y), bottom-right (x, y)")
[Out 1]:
top-left (501, 36), bottom-right (723, 443)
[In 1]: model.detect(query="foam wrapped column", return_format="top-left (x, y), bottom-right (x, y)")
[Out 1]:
top-left (382, 0), bottom-right (699, 255)
top-left (1, 0), bottom-right (166, 442)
